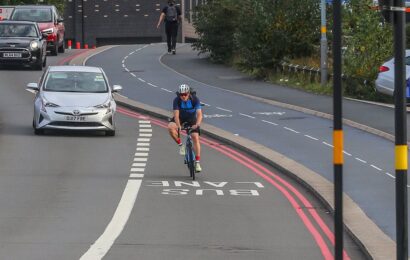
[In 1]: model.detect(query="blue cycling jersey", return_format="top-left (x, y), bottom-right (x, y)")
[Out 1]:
top-left (173, 96), bottom-right (201, 121)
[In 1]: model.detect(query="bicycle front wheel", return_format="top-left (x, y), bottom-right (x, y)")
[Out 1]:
top-left (186, 144), bottom-right (195, 180)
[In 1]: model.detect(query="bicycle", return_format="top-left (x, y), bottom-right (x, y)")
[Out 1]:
top-left (180, 124), bottom-right (196, 180)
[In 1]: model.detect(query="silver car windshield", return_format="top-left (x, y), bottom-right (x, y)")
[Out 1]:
top-left (44, 72), bottom-right (109, 93)
top-left (11, 9), bottom-right (52, 23)
top-left (0, 24), bottom-right (38, 37)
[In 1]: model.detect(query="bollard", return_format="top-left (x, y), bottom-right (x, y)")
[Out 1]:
top-left (76, 42), bottom-right (81, 49)
top-left (84, 44), bottom-right (89, 49)
top-left (67, 40), bottom-right (72, 49)
top-left (92, 45), bottom-right (96, 49)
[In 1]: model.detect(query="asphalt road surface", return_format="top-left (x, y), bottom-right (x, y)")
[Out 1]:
top-left (0, 50), bottom-right (365, 259)
top-left (86, 44), bottom-right (404, 245)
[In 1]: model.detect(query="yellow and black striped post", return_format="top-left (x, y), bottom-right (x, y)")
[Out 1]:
top-left (393, 0), bottom-right (408, 258)
top-left (332, 1), bottom-right (343, 259)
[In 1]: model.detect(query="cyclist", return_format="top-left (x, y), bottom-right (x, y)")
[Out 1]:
top-left (168, 84), bottom-right (203, 172)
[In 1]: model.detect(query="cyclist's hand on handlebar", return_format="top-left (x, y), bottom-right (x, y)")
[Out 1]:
top-left (192, 124), bottom-right (199, 130)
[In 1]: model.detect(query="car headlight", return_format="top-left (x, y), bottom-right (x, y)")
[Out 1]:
top-left (30, 41), bottom-right (39, 50)
top-left (40, 98), bottom-right (59, 112)
top-left (42, 28), bottom-right (54, 34)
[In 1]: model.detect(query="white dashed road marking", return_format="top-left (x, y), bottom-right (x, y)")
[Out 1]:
top-left (262, 120), bottom-right (278, 126)
top-left (304, 135), bottom-right (319, 141)
top-left (216, 107), bottom-right (232, 112)
top-left (371, 165), bottom-right (382, 171)
top-left (239, 113), bottom-right (255, 119)
top-left (355, 158), bottom-right (367, 163)
top-left (284, 127), bottom-right (300, 134)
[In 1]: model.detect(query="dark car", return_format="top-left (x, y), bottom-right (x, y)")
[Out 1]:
top-left (0, 21), bottom-right (47, 70)
top-left (10, 5), bottom-right (65, 56)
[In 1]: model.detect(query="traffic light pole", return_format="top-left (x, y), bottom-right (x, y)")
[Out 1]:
top-left (393, 0), bottom-right (408, 259)
top-left (332, 0), bottom-right (343, 259)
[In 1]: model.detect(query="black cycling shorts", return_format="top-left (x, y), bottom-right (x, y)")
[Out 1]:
top-left (170, 117), bottom-right (201, 134)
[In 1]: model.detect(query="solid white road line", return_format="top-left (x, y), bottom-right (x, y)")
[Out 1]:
top-left (130, 73), bottom-right (136, 77)
top-left (124, 68), bottom-right (130, 72)
top-left (80, 179), bottom-right (142, 260)
top-left (138, 78), bottom-right (146, 82)
top-left (148, 83), bottom-right (158, 88)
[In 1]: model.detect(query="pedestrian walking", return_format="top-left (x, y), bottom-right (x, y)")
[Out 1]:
top-left (156, 0), bottom-right (181, 55)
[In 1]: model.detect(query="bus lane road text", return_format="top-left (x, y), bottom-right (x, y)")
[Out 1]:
top-left (144, 181), bottom-right (264, 197)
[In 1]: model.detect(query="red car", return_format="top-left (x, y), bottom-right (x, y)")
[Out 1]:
top-left (10, 5), bottom-right (65, 56)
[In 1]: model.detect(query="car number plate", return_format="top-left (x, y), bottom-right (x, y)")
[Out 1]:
top-left (3, 52), bottom-right (22, 58)
top-left (66, 116), bottom-right (86, 121)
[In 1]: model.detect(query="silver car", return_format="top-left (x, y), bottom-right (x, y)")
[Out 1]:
top-left (375, 50), bottom-right (410, 98)
top-left (27, 65), bottom-right (122, 136)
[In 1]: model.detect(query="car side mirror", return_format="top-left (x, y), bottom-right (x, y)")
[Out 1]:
top-left (57, 18), bottom-right (64, 23)
top-left (41, 33), bottom-right (48, 39)
top-left (26, 83), bottom-right (39, 91)
top-left (112, 85), bottom-right (122, 92)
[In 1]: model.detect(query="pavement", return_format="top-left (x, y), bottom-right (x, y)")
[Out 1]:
top-left (72, 45), bottom-right (398, 259)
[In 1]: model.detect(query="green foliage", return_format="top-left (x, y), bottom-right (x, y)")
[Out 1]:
top-left (192, 0), bottom-right (239, 63)
top-left (270, 0), bottom-right (320, 59)
top-left (233, 0), bottom-right (276, 73)
top-left (342, 0), bottom-right (393, 82)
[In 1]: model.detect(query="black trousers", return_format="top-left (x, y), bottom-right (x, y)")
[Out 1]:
top-left (165, 22), bottom-right (178, 50)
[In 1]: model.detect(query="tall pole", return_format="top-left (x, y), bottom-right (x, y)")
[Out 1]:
top-left (332, 0), bottom-right (343, 259)
top-left (393, 0), bottom-right (408, 259)
top-left (320, 0), bottom-right (328, 86)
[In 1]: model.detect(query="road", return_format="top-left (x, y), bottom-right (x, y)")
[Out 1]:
top-left (86, 43), bottom-right (403, 245)
top-left (0, 50), bottom-right (365, 259)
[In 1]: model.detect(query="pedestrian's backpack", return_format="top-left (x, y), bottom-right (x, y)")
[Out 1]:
top-left (166, 4), bottom-right (178, 22)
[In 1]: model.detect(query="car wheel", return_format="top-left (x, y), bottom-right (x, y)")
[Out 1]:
top-left (50, 40), bottom-right (58, 56)
top-left (58, 38), bottom-right (65, 53)
top-left (34, 128), bottom-right (43, 135)
top-left (105, 130), bottom-right (115, 136)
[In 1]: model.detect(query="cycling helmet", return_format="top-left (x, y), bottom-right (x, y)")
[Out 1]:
top-left (178, 84), bottom-right (190, 94)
